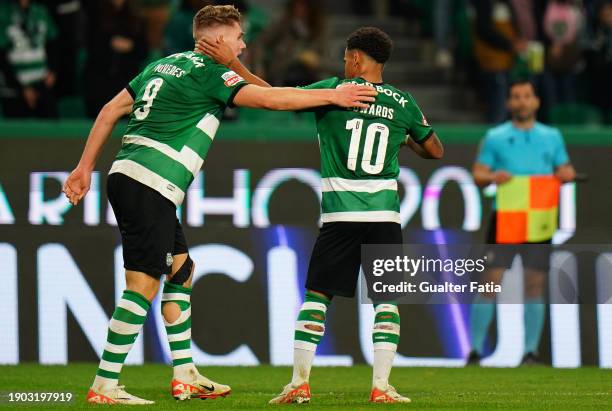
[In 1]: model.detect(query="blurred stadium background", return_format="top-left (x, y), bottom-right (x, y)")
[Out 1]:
top-left (1, 0), bottom-right (612, 395)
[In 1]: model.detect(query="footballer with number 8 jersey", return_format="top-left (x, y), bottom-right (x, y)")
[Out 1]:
top-left (62, 5), bottom-right (376, 405)
top-left (199, 26), bottom-right (443, 404)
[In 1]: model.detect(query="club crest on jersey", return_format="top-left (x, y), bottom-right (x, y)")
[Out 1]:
top-left (166, 253), bottom-right (173, 267)
top-left (222, 71), bottom-right (243, 87)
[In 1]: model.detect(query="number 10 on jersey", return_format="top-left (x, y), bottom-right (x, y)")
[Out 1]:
top-left (345, 119), bottom-right (389, 175)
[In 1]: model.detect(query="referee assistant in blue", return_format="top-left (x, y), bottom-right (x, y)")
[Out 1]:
top-left (468, 79), bottom-right (576, 365)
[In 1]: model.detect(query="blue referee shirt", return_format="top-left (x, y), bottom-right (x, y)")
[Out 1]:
top-left (476, 121), bottom-right (570, 175)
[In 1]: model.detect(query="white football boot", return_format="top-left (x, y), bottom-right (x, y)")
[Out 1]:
top-left (171, 372), bottom-right (231, 400)
top-left (86, 385), bottom-right (154, 405)
top-left (269, 382), bottom-right (311, 404)
top-left (370, 384), bottom-right (411, 403)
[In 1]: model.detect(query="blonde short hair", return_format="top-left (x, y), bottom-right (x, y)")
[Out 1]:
top-left (193, 5), bottom-right (241, 35)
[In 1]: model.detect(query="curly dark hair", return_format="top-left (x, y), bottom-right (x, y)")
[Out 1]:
top-left (346, 27), bottom-right (393, 64)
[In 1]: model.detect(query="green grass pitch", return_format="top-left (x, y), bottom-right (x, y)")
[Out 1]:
top-left (0, 364), bottom-right (610, 410)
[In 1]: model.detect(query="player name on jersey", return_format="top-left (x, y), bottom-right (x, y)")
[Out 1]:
top-left (351, 104), bottom-right (395, 120)
top-left (153, 64), bottom-right (186, 78)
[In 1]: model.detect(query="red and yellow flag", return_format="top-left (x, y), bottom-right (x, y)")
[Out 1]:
top-left (496, 176), bottom-right (560, 243)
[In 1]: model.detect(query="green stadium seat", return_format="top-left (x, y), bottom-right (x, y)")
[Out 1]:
top-left (549, 103), bottom-right (602, 125)
top-left (606, 108), bottom-right (612, 126)
top-left (57, 96), bottom-right (86, 118)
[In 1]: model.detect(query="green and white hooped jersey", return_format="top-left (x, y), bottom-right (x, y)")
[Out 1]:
top-left (0, 2), bottom-right (57, 86)
top-left (303, 77), bottom-right (433, 223)
top-left (111, 52), bottom-right (247, 206)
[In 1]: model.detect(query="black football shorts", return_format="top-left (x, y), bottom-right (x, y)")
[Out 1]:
top-left (107, 173), bottom-right (188, 278)
top-left (306, 222), bottom-right (403, 297)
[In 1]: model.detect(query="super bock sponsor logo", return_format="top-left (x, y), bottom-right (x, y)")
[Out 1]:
top-left (221, 71), bottom-right (244, 87)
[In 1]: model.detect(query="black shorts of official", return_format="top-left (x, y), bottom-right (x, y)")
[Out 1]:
top-left (306, 222), bottom-right (403, 298)
top-left (107, 173), bottom-right (188, 278)
top-left (485, 212), bottom-right (551, 272)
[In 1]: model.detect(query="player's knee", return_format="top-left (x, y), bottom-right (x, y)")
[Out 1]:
top-left (126, 271), bottom-right (160, 301)
top-left (525, 284), bottom-right (544, 298)
top-left (162, 301), bottom-right (181, 323)
top-left (169, 255), bottom-right (193, 285)
top-left (482, 268), bottom-right (505, 285)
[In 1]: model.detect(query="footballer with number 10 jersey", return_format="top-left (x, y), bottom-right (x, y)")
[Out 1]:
top-left (260, 27), bottom-right (444, 405)
top-left (195, 21), bottom-right (444, 404)
top-left (303, 76), bottom-right (433, 225)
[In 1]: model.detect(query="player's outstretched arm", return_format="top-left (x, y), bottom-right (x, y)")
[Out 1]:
top-left (232, 84), bottom-right (376, 111)
top-left (405, 132), bottom-right (444, 159)
top-left (195, 37), bottom-right (271, 88)
top-left (63, 89), bottom-right (134, 206)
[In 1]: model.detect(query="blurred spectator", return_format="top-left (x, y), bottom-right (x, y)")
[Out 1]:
top-left (350, 0), bottom-right (391, 18)
top-left (134, 0), bottom-right (171, 57)
top-left (543, 0), bottom-right (584, 105)
top-left (434, 0), bottom-right (456, 68)
top-left (40, 0), bottom-right (81, 97)
top-left (472, 0), bottom-right (525, 123)
top-left (511, 0), bottom-right (538, 41)
top-left (252, 0), bottom-right (327, 87)
top-left (232, 0), bottom-right (269, 69)
top-left (0, 0), bottom-right (59, 118)
top-left (164, 0), bottom-right (214, 55)
top-left (584, 0), bottom-right (612, 120)
top-left (82, 0), bottom-right (147, 118)
top-left (434, 0), bottom-right (477, 69)
top-left (164, 0), bottom-right (267, 58)
top-left (239, 1), bottom-right (268, 46)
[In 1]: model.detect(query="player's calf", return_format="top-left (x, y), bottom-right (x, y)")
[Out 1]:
top-left (89, 290), bottom-right (153, 404)
top-left (372, 303), bottom-right (401, 392)
top-left (292, 290), bottom-right (331, 385)
top-left (270, 290), bottom-right (330, 404)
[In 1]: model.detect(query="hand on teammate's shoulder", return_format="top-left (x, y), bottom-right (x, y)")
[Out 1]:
top-left (333, 83), bottom-right (377, 109)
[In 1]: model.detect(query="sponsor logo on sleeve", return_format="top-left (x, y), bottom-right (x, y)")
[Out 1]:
top-left (221, 71), bottom-right (244, 87)
top-left (422, 113), bottom-right (429, 126)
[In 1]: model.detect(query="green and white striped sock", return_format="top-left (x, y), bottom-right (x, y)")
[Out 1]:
top-left (372, 303), bottom-right (400, 390)
top-left (161, 281), bottom-right (195, 380)
top-left (92, 290), bottom-right (151, 391)
top-left (292, 291), bottom-right (330, 385)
